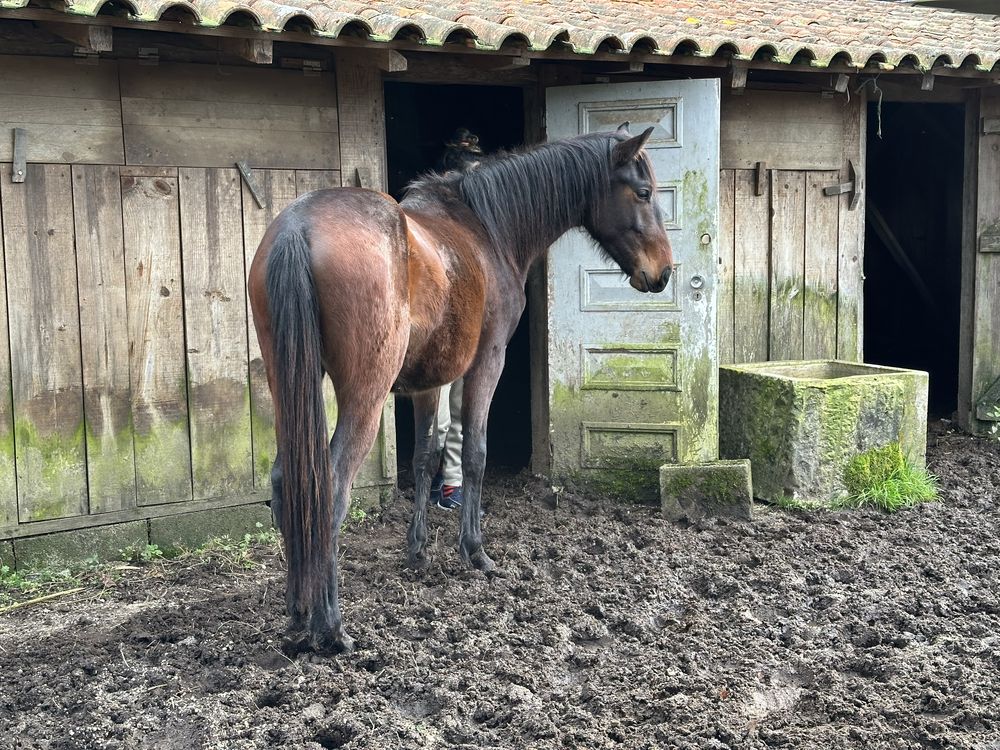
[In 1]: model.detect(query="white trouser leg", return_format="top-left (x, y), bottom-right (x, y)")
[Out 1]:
top-left (435, 378), bottom-right (464, 486)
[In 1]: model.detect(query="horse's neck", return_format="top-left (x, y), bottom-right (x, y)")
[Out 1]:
top-left (492, 182), bottom-right (587, 275)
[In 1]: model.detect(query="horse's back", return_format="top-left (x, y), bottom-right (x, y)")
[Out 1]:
top-left (249, 187), bottom-right (411, 397)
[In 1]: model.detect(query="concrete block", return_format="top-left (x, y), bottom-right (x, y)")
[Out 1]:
top-left (15, 521), bottom-right (148, 570)
top-left (720, 360), bottom-right (928, 505)
top-left (660, 460), bottom-right (753, 523)
top-left (0, 539), bottom-right (13, 569)
top-left (149, 503), bottom-right (272, 554)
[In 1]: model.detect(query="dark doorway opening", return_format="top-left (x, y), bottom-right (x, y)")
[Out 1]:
top-left (384, 82), bottom-right (529, 476)
top-left (864, 102), bottom-right (965, 418)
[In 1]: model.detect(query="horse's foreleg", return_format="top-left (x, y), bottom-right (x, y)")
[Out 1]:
top-left (458, 341), bottom-right (506, 572)
top-left (406, 389), bottom-right (442, 569)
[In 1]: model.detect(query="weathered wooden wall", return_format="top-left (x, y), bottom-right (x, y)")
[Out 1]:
top-left (717, 90), bottom-right (866, 365)
top-left (964, 88), bottom-right (1000, 428)
top-left (0, 55), bottom-right (393, 541)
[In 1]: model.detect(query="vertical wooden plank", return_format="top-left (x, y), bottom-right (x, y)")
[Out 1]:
top-left (334, 57), bottom-right (386, 191)
top-left (179, 167), bottom-right (253, 500)
top-left (837, 92), bottom-right (866, 361)
top-left (733, 169), bottom-right (770, 362)
top-left (122, 172), bottom-right (192, 506)
top-left (0, 167), bottom-right (16, 528)
top-left (972, 89), bottom-right (1000, 426)
top-left (770, 170), bottom-right (807, 361)
top-left (958, 91), bottom-right (980, 428)
top-left (1, 164), bottom-right (87, 522)
top-left (241, 170), bottom-right (297, 489)
top-left (803, 171), bottom-right (841, 360)
top-left (717, 169), bottom-right (736, 364)
top-left (72, 165), bottom-right (135, 514)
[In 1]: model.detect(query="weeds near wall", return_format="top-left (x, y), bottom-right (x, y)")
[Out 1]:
top-left (839, 443), bottom-right (938, 512)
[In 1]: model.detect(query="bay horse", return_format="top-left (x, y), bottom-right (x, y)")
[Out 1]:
top-left (247, 124), bottom-right (673, 655)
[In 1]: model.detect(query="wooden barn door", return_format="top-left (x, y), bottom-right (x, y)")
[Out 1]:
top-left (716, 90), bottom-right (866, 365)
top-left (543, 79), bottom-right (721, 485)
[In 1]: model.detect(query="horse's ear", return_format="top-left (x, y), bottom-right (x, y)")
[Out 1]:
top-left (611, 126), bottom-right (654, 167)
top-left (616, 121), bottom-right (631, 136)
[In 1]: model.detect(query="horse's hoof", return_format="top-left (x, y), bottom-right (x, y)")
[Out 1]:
top-left (319, 631), bottom-right (355, 655)
top-left (282, 626), bottom-right (354, 657)
top-left (463, 547), bottom-right (495, 573)
top-left (407, 550), bottom-right (431, 571)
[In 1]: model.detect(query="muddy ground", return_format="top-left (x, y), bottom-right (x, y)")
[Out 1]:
top-left (2, 421), bottom-right (999, 750)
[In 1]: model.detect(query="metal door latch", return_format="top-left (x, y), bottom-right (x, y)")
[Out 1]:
top-left (823, 159), bottom-right (862, 210)
top-left (12, 128), bottom-right (26, 184)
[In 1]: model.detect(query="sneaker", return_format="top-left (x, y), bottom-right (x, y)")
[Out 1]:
top-left (436, 484), bottom-right (464, 511)
top-left (429, 470), bottom-right (445, 505)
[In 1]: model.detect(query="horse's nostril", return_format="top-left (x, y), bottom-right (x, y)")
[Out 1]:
top-left (661, 267), bottom-right (672, 286)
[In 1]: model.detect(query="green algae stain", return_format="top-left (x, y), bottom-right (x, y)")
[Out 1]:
top-left (190, 382), bottom-right (254, 501)
top-left (13, 417), bottom-right (87, 521)
top-left (134, 418), bottom-right (192, 506)
top-left (86, 418), bottom-right (136, 514)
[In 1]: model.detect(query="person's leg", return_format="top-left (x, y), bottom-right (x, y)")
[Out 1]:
top-left (431, 382), bottom-right (452, 504)
top-left (441, 377), bottom-right (464, 488)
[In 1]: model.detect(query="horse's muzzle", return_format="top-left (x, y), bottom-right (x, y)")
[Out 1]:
top-left (632, 267), bottom-right (672, 294)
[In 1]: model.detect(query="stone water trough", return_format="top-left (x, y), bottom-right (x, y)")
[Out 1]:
top-left (719, 360), bottom-right (929, 506)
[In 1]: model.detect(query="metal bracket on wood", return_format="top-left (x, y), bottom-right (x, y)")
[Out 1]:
top-left (831, 73), bottom-right (849, 94)
top-left (235, 161), bottom-right (266, 209)
top-left (12, 128), bottom-right (27, 184)
top-left (921, 73), bottom-right (935, 92)
top-left (982, 117), bottom-right (1000, 135)
top-left (979, 230), bottom-right (1000, 253)
top-left (822, 158), bottom-right (862, 210)
top-left (137, 47), bottom-right (159, 65)
top-left (72, 47), bottom-right (100, 65)
top-left (353, 166), bottom-right (371, 189)
top-left (754, 161), bottom-right (766, 196)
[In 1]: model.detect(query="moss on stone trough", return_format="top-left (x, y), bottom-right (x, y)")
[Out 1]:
top-left (720, 360), bottom-right (929, 508)
top-left (660, 460), bottom-right (753, 523)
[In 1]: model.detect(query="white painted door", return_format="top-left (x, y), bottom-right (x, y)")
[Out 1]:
top-left (544, 79), bottom-right (720, 486)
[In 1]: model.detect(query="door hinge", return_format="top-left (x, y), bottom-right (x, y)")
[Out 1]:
top-left (822, 158), bottom-right (862, 210)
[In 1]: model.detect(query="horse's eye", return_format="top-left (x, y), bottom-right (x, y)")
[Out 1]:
top-left (636, 188), bottom-right (652, 201)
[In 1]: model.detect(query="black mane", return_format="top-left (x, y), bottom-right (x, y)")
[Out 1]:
top-left (403, 133), bottom-right (615, 267)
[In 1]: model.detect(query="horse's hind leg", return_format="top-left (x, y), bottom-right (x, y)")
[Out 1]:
top-left (285, 394), bottom-right (389, 655)
top-left (407, 389), bottom-right (442, 569)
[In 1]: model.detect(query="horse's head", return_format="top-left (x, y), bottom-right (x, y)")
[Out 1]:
top-left (585, 124), bottom-right (673, 294)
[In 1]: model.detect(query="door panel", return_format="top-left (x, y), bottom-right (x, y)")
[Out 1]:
top-left (2, 164), bottom-right (88, 523)
top-left (73, 165), bottom-right (136, 514)
top-left (122, 171), bottom-right (193, 506)
top-left (544, 79), bottom-right (721, 484)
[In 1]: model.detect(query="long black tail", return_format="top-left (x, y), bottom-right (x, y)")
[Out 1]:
top-left (265, 227), bottom-right (332, 613)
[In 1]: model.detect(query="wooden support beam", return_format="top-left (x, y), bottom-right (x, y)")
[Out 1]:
top-left (218, 37), bottom-right (272, 64)
top-left (730, 61), bottom-right (748, 94)
top-left (483, 52), bottom-right (531, 71)
top-left (334, 47), bottom-right (407, 72)
top-left (40, 21), bottom-right (112, 52)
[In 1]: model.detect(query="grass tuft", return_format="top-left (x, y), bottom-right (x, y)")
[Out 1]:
top-left (838, 443), bottom-right (938, 512)
top-left (772, 495), bottom-right (825, 512)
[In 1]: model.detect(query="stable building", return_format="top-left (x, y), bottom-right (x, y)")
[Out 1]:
top-left (0, 0), bottom-right (998, 556)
